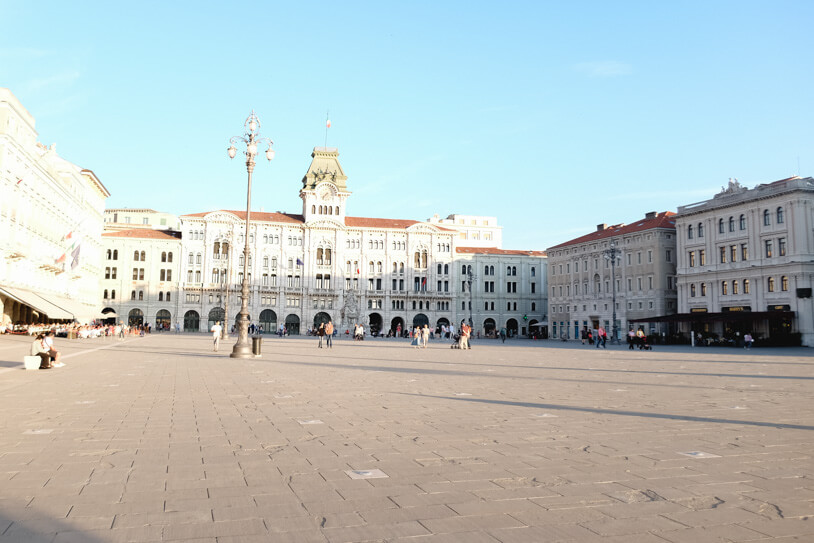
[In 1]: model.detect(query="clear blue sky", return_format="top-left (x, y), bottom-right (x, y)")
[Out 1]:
top-left (2, 1), bottom-right (812, 250)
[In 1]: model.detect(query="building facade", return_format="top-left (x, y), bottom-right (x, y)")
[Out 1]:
top-left (104, 208), bottom-right (181, 232)
top-left (99, 229), bottom-right (182, 328)
top-left (674, 177), bottom-right (814, 346)
top-left (101, 147), bottom-right (548, 336)
top-left (547, 212), bottom-right (677, 341)
top-left (0, 88), bottom-right (110, 325)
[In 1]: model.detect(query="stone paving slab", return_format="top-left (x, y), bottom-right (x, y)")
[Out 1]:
top-left (0, 333), bottom-right (812, 542)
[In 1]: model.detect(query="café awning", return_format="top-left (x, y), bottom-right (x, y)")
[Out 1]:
top-left (0, 286), bottom-right (74, 320)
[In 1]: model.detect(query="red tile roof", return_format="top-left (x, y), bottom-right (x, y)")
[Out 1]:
top-left (181, 210), bottom-right (304, 223)
top-left (180, 210), bottom-right (455, 232)
top-left (456, 247), bottom-right (547, 257)
top-left (345, 216), bottom-right (418, 229)
top-left (102, 229), bottom-right (180, 240)
top-left (548, 212), bottom-right (676, 250)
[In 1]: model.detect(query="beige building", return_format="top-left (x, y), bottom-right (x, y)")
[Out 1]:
top-left (547, 212), bottom-right (677, 341)
top-left (673, 177), bottom-right (814, 346)
top-left (104, 208), bottom-right (180, 231)
top-left (427, 214), bottom-right (503, 249)
top-left (99, 229), bottom-right (182, 328)
top-left (0, 88), bottom-right (110, 324)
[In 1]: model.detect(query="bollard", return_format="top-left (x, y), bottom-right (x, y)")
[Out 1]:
top-left (251, 336), bottom-right (262, 357)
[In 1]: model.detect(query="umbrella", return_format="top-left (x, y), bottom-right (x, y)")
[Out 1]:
top-left (100, 311), bottom-right (117, 318)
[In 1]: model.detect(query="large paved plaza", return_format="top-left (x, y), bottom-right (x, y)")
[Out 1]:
top-left (0, 333), bottom-right (812, 543)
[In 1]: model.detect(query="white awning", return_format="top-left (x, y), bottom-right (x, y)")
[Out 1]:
top-left (0, 286), bottom-right (74, 320)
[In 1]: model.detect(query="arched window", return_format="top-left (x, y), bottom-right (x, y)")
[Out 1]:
top-left (781, 275), bottom-right (788, 291)
top-left (166, 292), bottom-right (171, 301)
top-left (103, 289), bottom-right (108, 299)
top-left (728, 217), bottom-right (734, 232)
top-left (335, 206), bottom-right (339, 215)
top-left (690, 284), bottom-right (696, 297)
top-left (167, 252), bottom-right (172, 262)
top-left (444, 264), bottom-right (449, 274)
top-left (698, 223), bottom-right (704, 237)
top-left (316, 248), bottom-right (323, 264)
top-left (138, 290), bottom-right (144, 300)
top-left (161, 251), bottom-right (167, 262)
top-left (743, 279), bottom-right (750, 293)
top-left (763, 209), bottom-right (770, 226)
top-left (393, 262), bottom-right (398, 273)
top-left (438, 264), bottom-right (443, 274)
top-left (158, 292), bottom-right (164, 301)
top-left (113, 250), bottom-right (118, 260)
top-left (777, 207), bottom-right (784, 224)
top-left (106, 249), bottom-right (111, 259)
top-left (733, 280), bottom-right (739, 294)
top-left (489, 265), bottom-right (494, 275)
top-left (133, 250), bottom-right (139, 261)
top-left (688, 225), bottom-right (693, 239)
top-left (739, 214), bottom-right (746, 230)
top-left (131, 290), bottom-right (136, 300)
top-left (719, 218), bottom-right (725, 233)
top-left (111, 290), bottom-right (116, 300)
top-left (767, 277), bottom-right (775, 292)
top-left (507, 266), bottom-right (512, 275)
top-left (312, 205), bottom-right (316, 214)
top-left (512, 266), bottom-right (517, 276)
top-left (329, 207), bottom-right (333, 215)
top-left (721, 281), bottom-right (728, 295)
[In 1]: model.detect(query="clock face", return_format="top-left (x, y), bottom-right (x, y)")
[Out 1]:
top-left (319, 188), bottom-right (332, 201)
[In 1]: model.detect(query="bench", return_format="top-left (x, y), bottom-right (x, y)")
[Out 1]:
top-left (23, 356), bottom-right (41, 370)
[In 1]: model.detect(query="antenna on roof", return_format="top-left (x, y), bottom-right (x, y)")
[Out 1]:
top-left (798, 155), bottom-right (801, 177)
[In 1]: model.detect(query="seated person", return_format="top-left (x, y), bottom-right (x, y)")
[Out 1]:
top-left (44, 330), bottom-right (64, 367)
top-left (30, 334), bottom-right (52, 369)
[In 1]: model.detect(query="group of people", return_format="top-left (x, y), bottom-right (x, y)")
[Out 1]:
top-left (30, 331), bottom-right (64, 369)
top-left (581, 327), bottom-right (609, 348)
top-left (316, 321), bottom-right (334, 348)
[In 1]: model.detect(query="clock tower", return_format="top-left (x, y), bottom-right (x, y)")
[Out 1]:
top-left (300, 147), bottom-right (350, 224)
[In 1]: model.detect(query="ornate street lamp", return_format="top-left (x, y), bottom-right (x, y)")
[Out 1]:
top-left (603, 239), bottom-right (620, 344)
top-left (227, 111), bottom-right (274, 358)
top-left (465, 266), bottom-right (474, 344)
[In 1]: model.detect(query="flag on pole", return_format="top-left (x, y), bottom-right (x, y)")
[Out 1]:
top-left (326, 119), bottom-right (331, 128)
top-left (70, 244), bottom-right (81, 270)
top-left (296, 258), bottom-right (304, 267)
top-left (55, 253), bottom-right (66, 264)
top-left (422, 277), bottom-right (427, 287)
top-left (16, 177), bottom-right (24, 185)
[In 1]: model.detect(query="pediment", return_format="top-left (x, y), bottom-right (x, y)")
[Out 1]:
top-left (406, 223), bottom-right (441, 234)
top-left (204, 211), bottom-right (241, 223)
top-left (306, 218), bottom-right (346, 231)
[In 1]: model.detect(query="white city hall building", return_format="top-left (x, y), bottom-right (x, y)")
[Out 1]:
top-left (102, 147), bottom-right (547, 336)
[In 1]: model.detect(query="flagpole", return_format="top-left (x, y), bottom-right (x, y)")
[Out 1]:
top-left (324, 110), bottom-right (329, 148)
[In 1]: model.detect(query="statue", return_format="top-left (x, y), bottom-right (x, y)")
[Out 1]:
top-left (340, 289), bottom-right (359, 328)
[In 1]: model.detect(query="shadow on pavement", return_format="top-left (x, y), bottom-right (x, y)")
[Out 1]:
top-left (398, 393), bottom-right (814, 431)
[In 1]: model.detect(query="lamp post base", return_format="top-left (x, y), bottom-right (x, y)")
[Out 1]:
top-left (230, 342), bottom-right (253, 358)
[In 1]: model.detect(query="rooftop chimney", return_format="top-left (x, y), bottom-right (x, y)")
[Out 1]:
top-left (645, 211), bottom-right (657, 219)
top-left (597, 223), bottom-right (607, 231)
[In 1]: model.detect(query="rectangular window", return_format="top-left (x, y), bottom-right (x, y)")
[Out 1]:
top-left (665, 250), bottom-right (672, 263)
top-left (730, 245), bottom-right (737, 262)
top-left (648, 276), bottom-right (653, 289)
top-left (626, 254), bottom-right (631, 266)
top-left (700, 249), bottom-right (706, 266)
top-left (133, 268), bottom-right (138, 280)
top-left (741, 243), bottom-right (748, 261)
top-left (779, 237), bottom-right (786, 257)
top-left (720, 246), bottom-right (727, 263)
top-left (689, 252), bottom-right (696, 267)
top-left (765, 240), bottom-right (773, 258)
top-left (637, 277), bottom-right (642, 291)
top-left (647, 250), bottom-right (652, 263)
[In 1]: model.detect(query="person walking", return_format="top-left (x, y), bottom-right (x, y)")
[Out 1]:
top-left (744, 332), bottom-right (753, 349)
top-left (211, 321), bottom-right (223, 351)
top-left (317, 322), bottom-right (326, 348)
top-left (499, 327), bottom-right (507, 343)
top-left (325, 321), bottom-right (334, 348)
top-left (628, 329), bottom-right (635, 349)
top-left (459, 321), bottom-right (471, 350)
top-left (421, 324), bottom-right (430, 348)
top-left (597, 326), bottom-right (607, 348)
top-left (636, 328), bottom-right (646, 349)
